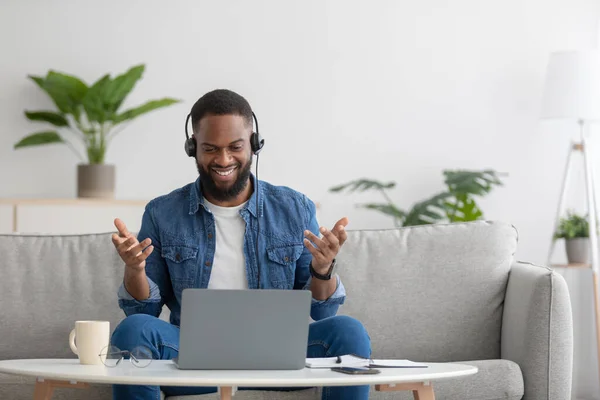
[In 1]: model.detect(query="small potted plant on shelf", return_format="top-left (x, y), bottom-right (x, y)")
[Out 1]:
top-left (13, 64), bottom-right (180, 199)
top-left (554, 210), bottom-right (590, 264)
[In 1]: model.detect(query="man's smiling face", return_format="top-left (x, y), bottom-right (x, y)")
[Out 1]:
top-left (194, 113), bottom-right (253, 203)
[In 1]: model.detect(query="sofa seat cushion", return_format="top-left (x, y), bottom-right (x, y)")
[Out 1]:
top-left (166, 359), bottom-right (523, 400)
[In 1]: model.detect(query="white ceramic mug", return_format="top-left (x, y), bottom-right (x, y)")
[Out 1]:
top-left (69, 321), bottom-right (110, 365)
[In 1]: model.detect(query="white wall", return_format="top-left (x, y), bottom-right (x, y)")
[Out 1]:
top-left (1, 0), bottom-right (599, 264)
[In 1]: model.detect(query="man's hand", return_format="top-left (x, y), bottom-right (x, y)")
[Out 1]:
top-left (112, 218), bottom-right (154, 271)
top-left (303, 217), bottom-right (349, 274)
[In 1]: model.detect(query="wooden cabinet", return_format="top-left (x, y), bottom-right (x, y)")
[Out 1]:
top-left (0, 199), bottom-right (322, 235)
top-left (0, 199), bottom-right (148, 234)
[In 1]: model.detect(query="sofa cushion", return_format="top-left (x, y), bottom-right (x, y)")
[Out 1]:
top-left (336, 221), bottom-right (518, 362)
top-left (166, 359), bottom-right (523, 400)
top-left (0, 233), bottom-right (126, 360)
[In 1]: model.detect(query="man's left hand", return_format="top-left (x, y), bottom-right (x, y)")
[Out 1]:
top-left (303, 217), bottom-right (349, 274)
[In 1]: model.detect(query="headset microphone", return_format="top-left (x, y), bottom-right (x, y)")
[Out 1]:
top-left (184, 111), bottom-right (265, 289)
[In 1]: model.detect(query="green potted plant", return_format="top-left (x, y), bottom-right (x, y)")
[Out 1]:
top-left (14, 64), bottom-right (180, 198)
top-left (554, 210), bottom-right (590, 264)
top-left (330, 169), bottom-right (505, 226)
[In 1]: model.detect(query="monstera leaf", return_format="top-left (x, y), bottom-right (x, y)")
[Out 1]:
top-left (444, 170), bottom-right (504, 196)
top-left (403, 192), bottom-right (453, 226)
top-left (445, 195), bottom-right (484, 222)
top-left (329, 169), bottom-right (505, 227)
top-left (329, 179), bottom-right (396, 193)
top-left (358, 203), bottom-right (406, 226)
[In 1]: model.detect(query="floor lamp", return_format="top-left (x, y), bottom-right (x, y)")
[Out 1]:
top-left (542, 50), bottom-right (600, 386)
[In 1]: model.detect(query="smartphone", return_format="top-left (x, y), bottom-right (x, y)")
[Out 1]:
top-left (331, 367), bottom-right (381, 375)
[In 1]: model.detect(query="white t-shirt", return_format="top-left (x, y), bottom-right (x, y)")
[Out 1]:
top-left (203, 198), bottom-right (248, 290)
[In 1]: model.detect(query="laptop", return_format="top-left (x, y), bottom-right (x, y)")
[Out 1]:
top-left (174, 289), bottom-right (312, 370)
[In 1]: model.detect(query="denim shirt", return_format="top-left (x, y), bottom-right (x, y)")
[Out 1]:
top-left (117, 175), bottom-right (346, 326)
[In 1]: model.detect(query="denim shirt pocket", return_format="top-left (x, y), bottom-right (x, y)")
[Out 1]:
top-left (266, 243), bottom-right (304, 289)
top-left (162, 244), bottom-right (199, 291)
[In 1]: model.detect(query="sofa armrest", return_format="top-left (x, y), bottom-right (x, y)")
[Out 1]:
top-left (501, 261), bottom-right (573, 400)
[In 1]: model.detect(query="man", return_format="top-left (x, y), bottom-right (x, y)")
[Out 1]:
top-left (110, 89), bottom-right (371, 400)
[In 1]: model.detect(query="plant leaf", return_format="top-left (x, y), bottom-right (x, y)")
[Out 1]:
top-left (113, 98), bottom-right (180, 124)
top-left (403, 192), bottom-right (453, 226)
top-left (358, 203), bottom-right (406, 221)
top-left (104, 64), bottom-right (145, 113)
top-left (82, 74), bottom-right (111, 123)
top-left (555, 210), bottom-right (591, 239)
top-left (14, 131), bottom-right (64, 149)
top-left (46, 71), bottom-right (88, 102)
top-left (28, 75), bottom-right (69, 114)
top-left (29, 72), bottom-right (88, 119)
top-left (24, 111), bottom-right (68, 127)
top-left (29, 75), bottom-right (45, 89)
top-left (329, 179), bottom-right (396, 193)
top-left (443, 170), bottom-right (505, 196)
top-left (446, 196), bottom-right (483, 222)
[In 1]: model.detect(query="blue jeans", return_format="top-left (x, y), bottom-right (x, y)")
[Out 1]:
top-left (111, 314), bottom-right (371, 400)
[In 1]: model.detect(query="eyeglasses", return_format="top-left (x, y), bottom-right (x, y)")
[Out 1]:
top-left (99, 345), bottom-right (153, 368)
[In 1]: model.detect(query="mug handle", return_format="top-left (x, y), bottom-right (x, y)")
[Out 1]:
top-left (69, 328), bottom-right (78, 355)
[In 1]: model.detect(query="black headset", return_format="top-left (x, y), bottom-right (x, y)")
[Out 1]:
top-left (184, 111), bottom-right (265, 289)
top-left (184, 112), bottom-right (264, 157)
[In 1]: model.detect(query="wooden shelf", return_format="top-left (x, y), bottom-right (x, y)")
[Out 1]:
top-left (0, 198), bottom-right (148, 233)
top-left (0, 198), bottom-right (148, 206)
top-left (551, 263), bottom-right (592, 268)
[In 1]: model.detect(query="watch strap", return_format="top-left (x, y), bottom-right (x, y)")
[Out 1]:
top-left (310, 259), bottom-right (336, 280)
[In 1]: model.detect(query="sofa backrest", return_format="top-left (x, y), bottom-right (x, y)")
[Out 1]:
top-left (0, 233), bottom-right (126, 359)
top-left (336, 220), bottom-right (518, 362)
top-left (0, 220), bottom-right (518, 363)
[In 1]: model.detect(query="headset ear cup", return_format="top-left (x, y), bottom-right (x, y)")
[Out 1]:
top-left (250, 132), bottom-right (264, 155)
top-left (184, 113), bottom-right (197, 158)
top-left (185, 137), bottom-right (197, 157)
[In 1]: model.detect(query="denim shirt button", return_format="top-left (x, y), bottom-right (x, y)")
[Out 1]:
top-left (205, 261), bottom-right (211, 267)
top-left (207, 233), bottom-right (213, 239)
top-left (175, 253), bottom-right (181, 261)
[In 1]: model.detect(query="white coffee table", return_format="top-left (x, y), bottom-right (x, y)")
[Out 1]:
top-left (0, 359), bottom-right (477, 400)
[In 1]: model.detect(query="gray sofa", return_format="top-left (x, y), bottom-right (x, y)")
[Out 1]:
top-left (0, 220), bottom-right (572, 399)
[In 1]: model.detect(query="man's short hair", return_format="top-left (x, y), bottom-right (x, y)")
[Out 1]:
top-left (191, 89), bottom-right (253, 132)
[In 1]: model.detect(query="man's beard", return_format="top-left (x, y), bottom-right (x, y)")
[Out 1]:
top-left (197, 159), bottom-right (253, 202)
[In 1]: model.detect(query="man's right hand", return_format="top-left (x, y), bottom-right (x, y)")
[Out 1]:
top-left (112, 218), bottom-right (154, 271)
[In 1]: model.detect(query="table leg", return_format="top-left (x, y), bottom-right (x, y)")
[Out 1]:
top-left (413, 384), bottom-right (435, 400)
top-left (33, 381), bottom-right (54, 400)
top-left (12, 204), bottom-right (17, 233)
top-left (219, 386), bottom-right (234, 399)
top-left (375, 382), bottom-right (435, 400)
top-left (32, 379), bottom-right (89, 400)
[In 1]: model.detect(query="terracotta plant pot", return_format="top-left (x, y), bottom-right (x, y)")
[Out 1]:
top-left (565, 238), bottom-right (589, 264)
top-left (77, 164), bottom-right (115, 199)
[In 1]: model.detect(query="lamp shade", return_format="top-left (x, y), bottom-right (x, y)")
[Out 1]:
top-left (541, 50), bottom-right (600, 121)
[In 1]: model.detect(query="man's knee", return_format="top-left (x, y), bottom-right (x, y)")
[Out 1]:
top-left (329, 315), bottom-right (371, 356)
top-left (111, 314), bottom-right (159, 349)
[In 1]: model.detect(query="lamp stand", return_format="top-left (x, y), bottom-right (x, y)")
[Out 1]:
top-left (548, 119), bottom-right (600, 388)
